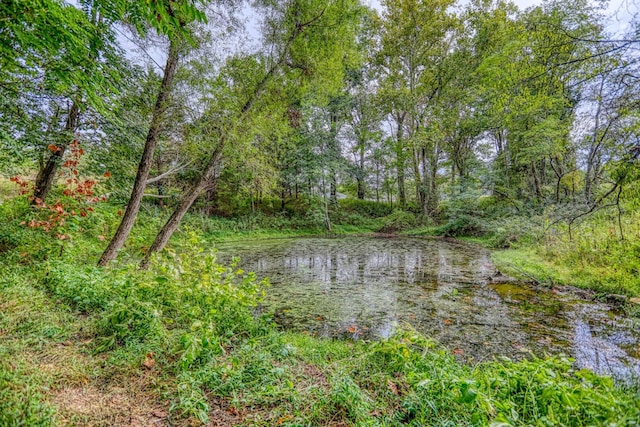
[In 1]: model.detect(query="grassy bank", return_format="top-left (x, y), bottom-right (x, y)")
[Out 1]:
top-left (403, 209), bottom-right (640, 301)
top-left (1, 195), bottom-right (640, 425)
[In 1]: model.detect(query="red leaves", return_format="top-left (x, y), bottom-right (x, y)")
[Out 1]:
top-left (10, 176), bottom-right (30, 195)
top-left (14, 141), bottom-right (110, 237)
top-left (52, 201), bottom-right (65, 214)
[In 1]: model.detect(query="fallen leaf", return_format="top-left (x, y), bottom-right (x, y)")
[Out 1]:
top-left (387, 379), bottom-right (399, 395)
top-left (142, 352), bottom-right (155, 369)
top-left (276, 415), bottom-right (294, 425)
top-left (152, 410), bottom-right (167, 418)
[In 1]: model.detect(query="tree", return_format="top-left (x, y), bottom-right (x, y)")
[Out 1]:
top-left (0, 0), bottom-right (130, 203)
top-left (97, 0), bottom-right (219, 266)
top-left (376, 0), bottom-right (457, 214)
top-left (139, 0), bottom-right (365, 267)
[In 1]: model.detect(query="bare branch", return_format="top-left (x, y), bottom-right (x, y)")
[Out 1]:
top-left (145, 161), bottom-right (192, 185)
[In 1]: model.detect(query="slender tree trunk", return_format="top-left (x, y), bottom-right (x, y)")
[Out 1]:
top-left (531, 161), bottom-right (543, 204)
top-left (585, 76), bottom-right (606, 205)
top-left (329, 110), bottom-right (339, 206)
top-left (356, 144), bottom-right (365, 199)
top-left (428, 152), bottom-right (438, 214)
top-left (140, 141), bottom-right (224, 269)
top-left (395, 114), bottom-right (406, 208)
top-left (33, 101), bottom-right (80, 204)
top-left (98, 40), bottom-right (180, 266)
top-left (375, 162), bottom-right (380, 203)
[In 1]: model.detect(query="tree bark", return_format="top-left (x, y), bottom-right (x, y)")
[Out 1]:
top-left (140, 141), bottom-right (224, 269)
top-left (395, 113), bottom-right (406, 208)
top-left (98, 40), bottom-right (180, 266)
top-left (32, 102), bottom-right (79, 204)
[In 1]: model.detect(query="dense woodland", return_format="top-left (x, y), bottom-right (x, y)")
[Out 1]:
top-left (1, 0), bottom-right (640, 425)
top-left (2, 0), bottom-right (639, 252)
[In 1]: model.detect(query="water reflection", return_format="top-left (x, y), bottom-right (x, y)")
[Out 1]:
top-left (216, 237), bottom-right (640, 385)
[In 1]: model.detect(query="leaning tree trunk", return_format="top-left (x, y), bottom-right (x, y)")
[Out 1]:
top-left (139, 11), bottom-right (324, 268)
top-left (139, 63), bottom-right (272, 268)
top-left (32, 102), bottom-right (80, 204)
top-left (139, 141), bottom-right (224, 269)
top-left (98, 40), bottom-right (180, 266)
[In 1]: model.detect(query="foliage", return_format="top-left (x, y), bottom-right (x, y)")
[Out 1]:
top-left (338, 198), bottom-right (393, 218)
top-left (378, 210), bottom-right (416, 233)
top-left (2, 0), bottom-right (640, 423)
top-left (1, 199), bottom-right (640, 425)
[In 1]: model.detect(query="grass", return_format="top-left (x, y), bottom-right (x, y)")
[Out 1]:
top-left (1, 190), bottom-right (639, 425)
top-left (486, 210), bottom-right (640, 298)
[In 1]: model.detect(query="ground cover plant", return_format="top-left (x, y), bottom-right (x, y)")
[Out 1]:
top-left (1, 194), bottom-right (639, 426)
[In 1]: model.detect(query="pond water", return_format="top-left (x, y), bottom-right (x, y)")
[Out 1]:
top-left (215, 236), bottom-right (640, 385)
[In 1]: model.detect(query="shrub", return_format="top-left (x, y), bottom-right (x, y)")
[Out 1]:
top-left (378, 210), bottom-right (416, 233)
top-left (435, 214), bottom-right (485, 237)
top-left (338, 198), bottom-right (393, 218)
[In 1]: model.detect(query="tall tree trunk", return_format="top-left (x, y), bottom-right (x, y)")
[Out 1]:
top-left (328, 109), bottom-right (339, 206)
top-left (531, 161), bottom-right (543, 204)
top-left (395, 113), bottom-right (406, 208)
top-left (356, 144), bottom-right (365, 199)
top-left (98, 40), bottom-right (180, 266)
top-left (428, 152), bottom-right (438, 214)
top-left (32, 101), bottom-right (80, 204)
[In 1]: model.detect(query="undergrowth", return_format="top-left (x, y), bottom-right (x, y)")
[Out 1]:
top-left (1, 194), bottom-right (639, 425)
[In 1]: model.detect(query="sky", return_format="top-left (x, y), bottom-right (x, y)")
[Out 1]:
top-left (363, 0), bottom-right (636, 34)
top-left (121, 0), bottom-right (638, 70)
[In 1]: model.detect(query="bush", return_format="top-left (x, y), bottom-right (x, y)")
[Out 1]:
top-left (42, 237), bottom-right (267, 351)
top-left (435, 214), bottom-right (485, 237)
top-left (378, 210), bottom-right (416, 233)
top-left (338, 198), bottom-right (393, 218)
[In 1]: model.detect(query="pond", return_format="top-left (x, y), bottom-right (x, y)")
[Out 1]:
top-left (216, 236), bottom-right (640, 385)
